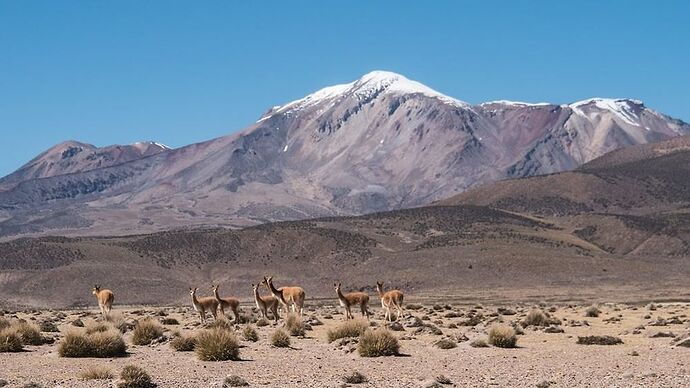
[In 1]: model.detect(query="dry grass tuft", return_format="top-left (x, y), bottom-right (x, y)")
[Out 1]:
top-left (118, 365), bottom-right (155, 388)
top-left (194, 328), bottom-right (240, 361)
top-left (242, 326), bottom-right (259, 342)
top-left (105, 312), bottom-right (130, 333)
top-left (342, 371), bottom-right (368, 384)
top-left (0, 328), bottom-right (23, 352)
top-left (0, 317), bottom-right (10, 331)
top-left (434, 338), bottom-right (457, 349)
top-left (255, 317), bottom-right (269, 327)
top-left (58, 328), bottom-right (127, 358)
top-left (131, 318), bottom-right (164, 345)
top-left (522, 309), bottom-right (559, 327)
top-left (327, 319), bottom-right (369, 343)
top-left (12, 321), bottom-right (49, 345)
top-left (577, 335), bottom-right (623, 345)
top-left (488, 325), bottom-right (517, 348)
top-left (357, 329), bottom-right (399, 357)
top-left (470, 338), bottom-right (488, 348)
top-left (169, 332), bottom-right (196, 351)
top-left (284, 313), bottom-right (306, 337)
top-left (79, 365), bottom-right (114, 380)
top-left (271, 329), bottom-right (291, 348)
top-left (585, 306), bottom-right (601, 317)
top-left (222, 375), bottom-right (249, 387)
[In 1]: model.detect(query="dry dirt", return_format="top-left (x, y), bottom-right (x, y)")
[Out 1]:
top-left (2, 300), bottom-right (690, 387)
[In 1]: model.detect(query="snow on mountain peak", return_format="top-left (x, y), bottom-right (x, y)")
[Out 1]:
top-left (266, 71), bottom-right (468, 119)
top-left (569, 98), bottom-right (644, 126)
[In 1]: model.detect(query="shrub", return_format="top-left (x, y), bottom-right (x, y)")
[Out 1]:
top-left (85, 321), bottom-right (112, 335)
top-left (195, 328), bottom-right (240, 361)
top-left (160, 318), bottom-right (179, 325)
top-left (131, 318), bottom-right (164, 345)
top-left (327, 319), bottom-right (368, 343)
top-left (0, 328), bottom-right (23, 352)
top-left (343, 371), bottom-right (368, 384)
top-left (58, 329), bottom-right (127, 358)
top-left (118, 365), bottom-right (155, 388)
top-left (106, 312), bottom-right (129, 333)
top-left (585, 306), bottom-right (601, 318)
top-left (522, 309), bottom-right (559, 327)
top-left (470, 338), bottom-right (488, 348)
top-left (358, 329), bottom-right (399, 357)
top-left (0, 317), bottom-right (10, 331)
top-left (13, 321), bottom-right (48, 345)
top-left (222, 375), bottom-right (249, 387)
top-left (284, 314), bottom-right (306, 337)
top-left (255, 317), bottom-right (269, 327)
top-left (488, 325), bottom-right (517, 348)
top-left (79, 365), bottom-right (114, 380)
top-left (39, 320), bottom-right (59, 333)
top-left (577, 335), bottom-right (623, 345)
top-left (434, 338), bottom-right (457, 349)
top-left (207, 319), bottom-right (234, 331)
top-left (242, 326), bottom-right (258, 342)
top-left (170, 332), bottom-right (196, 351)
top-left (271, 329), bottom-right (291, 348)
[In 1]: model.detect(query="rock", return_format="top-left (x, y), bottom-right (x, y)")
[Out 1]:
top-left (387, 321), bottom-right (405, 331)
top-left (649, 331), bottom-right (675, 338)
top-left (543, 325), bottom-right (564, 333)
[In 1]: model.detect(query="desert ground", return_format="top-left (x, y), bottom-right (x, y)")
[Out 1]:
top-left (2, 298), bottom-right (690, 388)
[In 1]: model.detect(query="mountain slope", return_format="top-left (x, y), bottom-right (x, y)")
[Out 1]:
top-left (1, 71), bottom-right (688, 237)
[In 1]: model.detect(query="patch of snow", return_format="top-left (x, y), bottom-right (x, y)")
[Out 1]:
top-left (283, 144), bottom-right (288, 152)
top-left (569, 98), bottom-right (642, 126)
top-left (379, 139), bottom-right (385, 144)
top-left (132, 141), bottom-right (171, 150)
top-left (480, 100), bottom-right (551, 107)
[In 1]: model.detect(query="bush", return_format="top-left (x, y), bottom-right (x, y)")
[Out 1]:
top-left (271, 329), bottom-right (291, 348)
top-left (284, 314), bottom-right (306, 337)
top-left (343, 371), bottom-right (368, 384)
top-left (85, 321), bottom-right (112, 335)
top-left (0, 317), bottom-right (10, 331)
top-left (223, 375), bottom-right (249, 387)
top-left (470, 339), bottom-right (488, 348)
top-left (170, 332), bottom-right (196, 351)
top-left (160, 318), bottom-right (179, 325)
top-left (0, 328), bottom-right (23, 352)
top-left (434, 338), bottom-right (457, 349)
top-left (327, 319), bottom-right (369, 343)
top-left (488, 325), bottom-right (517, 348)
top-left (585, 306), bottom-right (601, 318)
top-left (58, 329), bottom-right (127, 358)
top-left (358, 329), bottom-right (399, 357)
top-left (131, 318), bottom-right (164, 345)
top-left (118, 365), bottom-right (155, 388)
top-left (39, 320), bottom-right (59, 333)
top-left (522, 309), bottom-right (559, 327)
top-left (577, 335), bottom-right (623, 345)
top-left (106, 312), bottom-right (129, 333)
top-left (13, 321), bottom-right (48, 345)
top-left (242, 326), bottom-right (258, 342)
top-left (79, 366), bottom-right (114, 380)
top-left (195, 328), bottom-right (240, 361)
top-left (255, 317), bottom-right (269, 327)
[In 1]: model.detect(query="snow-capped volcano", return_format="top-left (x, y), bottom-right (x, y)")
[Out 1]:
top-left (1, 71), bottom-right (688, 237)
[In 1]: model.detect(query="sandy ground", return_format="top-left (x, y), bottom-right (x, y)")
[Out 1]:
top-left (1, 301), bottom-right (690, 387)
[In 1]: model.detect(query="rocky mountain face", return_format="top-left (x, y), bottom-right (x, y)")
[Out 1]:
top-left (1, 71), bottom-right (688, 237)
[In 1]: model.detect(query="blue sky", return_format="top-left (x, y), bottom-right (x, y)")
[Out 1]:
top-left (1, 1), bottom-right (688, 176)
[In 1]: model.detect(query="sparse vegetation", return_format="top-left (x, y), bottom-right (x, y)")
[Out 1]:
top-left (222, 375), bottom-right (249, 387)
top-left (255, 317), bottom-right (269, 327)
top-left (343, 371), bottom-right (368, 384)
top-left (12, 321), bottom-right (49, 345)
top-left (58, 328), bottom-right (127, 358)
top-left (131, 318), bottom-right (164, 345)
top-left (271, 329), bottom-right (291, 348)
top-left (79, 365), bottom-right (114, 380)
top-left (0, 328), bottom-right (23, 352)
top-left (358, 329), bottom-right (399, 357)
top-left (585, 306), bottom-right (601, 317)
top-left (242, 326), bottom-right (259, 342)
top-left (327, 319), bottom-right (368, 343)
top-left (0, 317), bottom-right (10, 331)
top-left (118, 365), bottom-right (155, 388)
top-left (577, 335), bottom-right (623, 345)
top-left (194, 328), bottom-right (240, 361)
top-left (434, 338), bottom-right (457, 349)
top-left (470, 338), bottom-right (488, 348)
top-left (284, 313), bottom-right (306, 337)
top-left (488, 325), bottom-right (517, 348)
top-left (160, 318), bottom-right (179, 325)
top-left (169, 332), bottom-right (196, 351)
top-left (522, 309), bottom-right (559, 327)
top-left (106, 312), bottom-right (129, 333)
top-left (39, 320), bottom-right (59, 333)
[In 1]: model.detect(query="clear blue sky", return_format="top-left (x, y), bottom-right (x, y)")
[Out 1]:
top-left (1, 1), bottom-right (689, 177)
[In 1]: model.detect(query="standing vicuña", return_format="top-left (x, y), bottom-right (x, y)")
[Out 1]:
top-left (262, 276), bottom-right (306, 316)
top-left (189, 287), bottom-right (219, 324)
top-left (252, 283), bottom-right (280, 322)
top-left (211, 284), bottom-right (241, 323)
top-left (334, 282), bottom-right (370, 320)
top-left (92, 285), bottom-right (114, 318)
top-left (376, 281), bottom-right (404, 321)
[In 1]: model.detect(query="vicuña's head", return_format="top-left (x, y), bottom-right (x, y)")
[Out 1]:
top-left (92, 285), bottom-right (100, 295)
top-left (211, 284), bottom-right (219, 292)
top-left (376, 281), bottom-right (384, 291)
top-left (251, 283), bottom-right (258, 292)
top-left (189, 287), bottom-right (198, 297)
top-left (261, 276), bottom-right (273, 288)
top-left (334, 282), bottom-right (342, 293)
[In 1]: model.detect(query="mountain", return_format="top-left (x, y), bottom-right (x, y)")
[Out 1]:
top-left (1, 71), bottom-right (688, 237)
